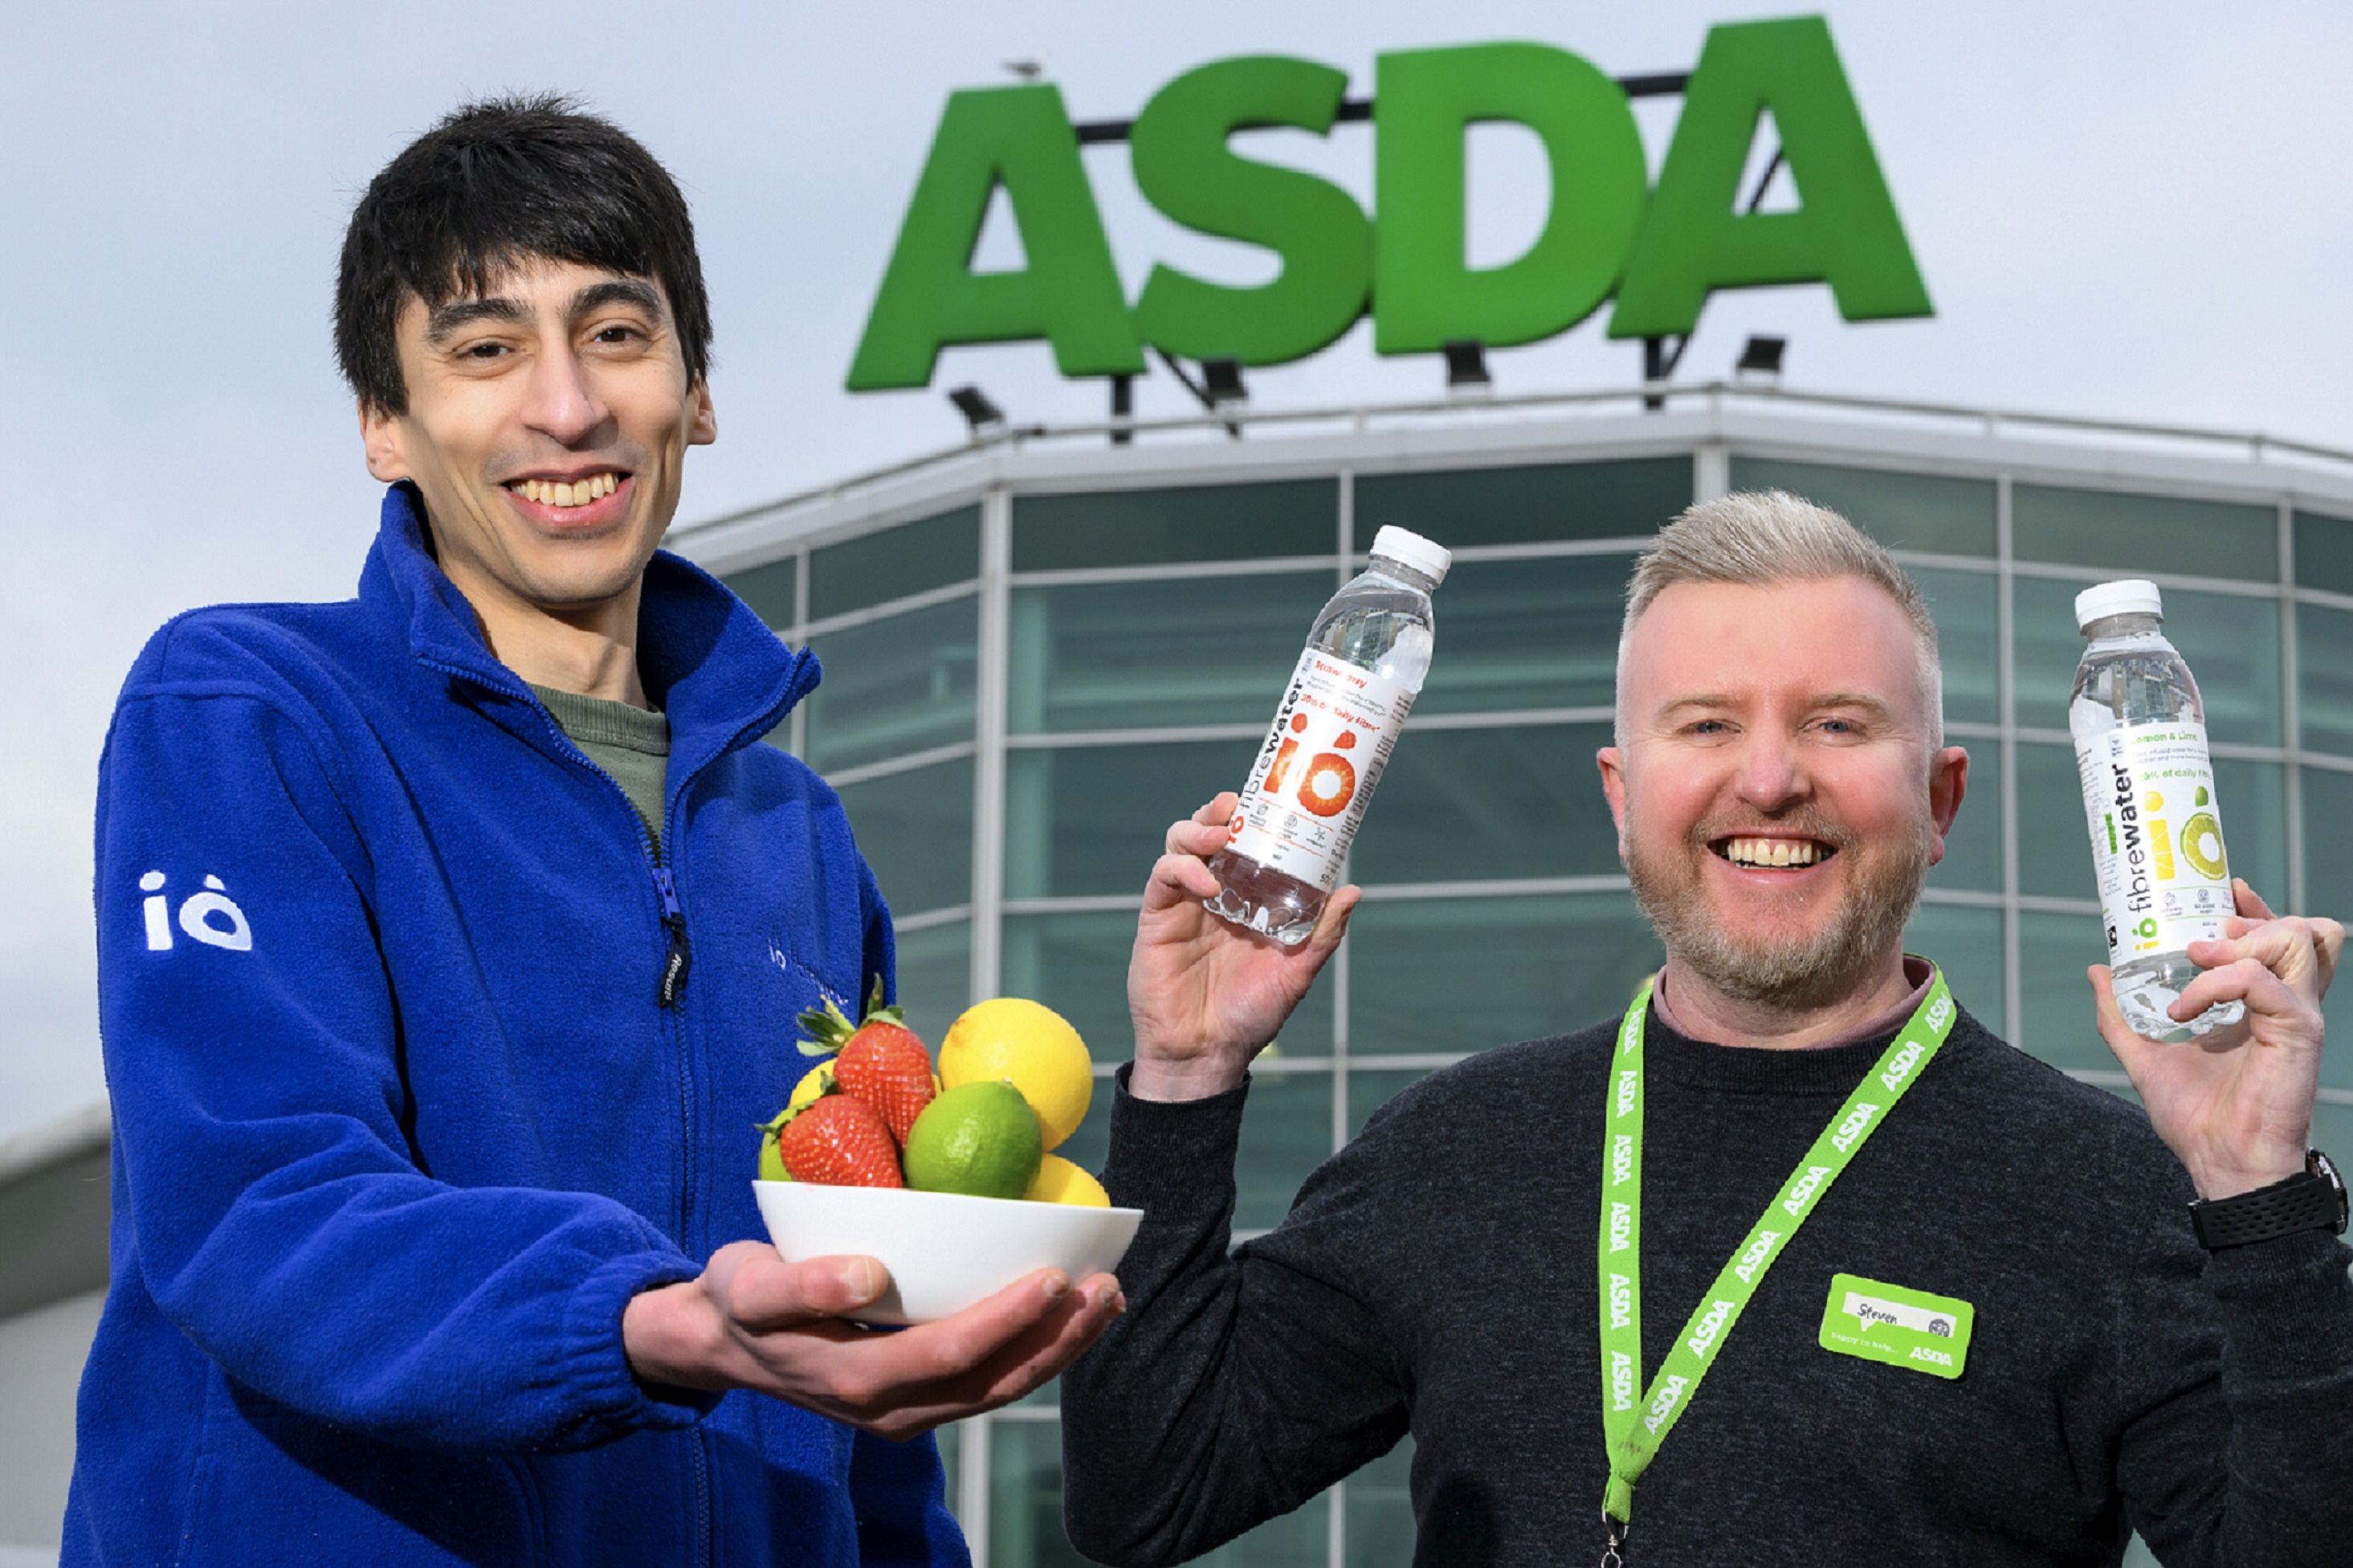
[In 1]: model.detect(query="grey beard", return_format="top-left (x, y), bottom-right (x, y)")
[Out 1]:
top-left (1625, 817), bottom-right (1934, 1014)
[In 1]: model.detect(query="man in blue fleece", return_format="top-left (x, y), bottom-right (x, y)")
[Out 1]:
top-left (69, 96), bottom-right (1121, 1566)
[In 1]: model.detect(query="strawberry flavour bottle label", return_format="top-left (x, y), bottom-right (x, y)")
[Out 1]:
top-left (1226, 649), bottom-right (1414, 891)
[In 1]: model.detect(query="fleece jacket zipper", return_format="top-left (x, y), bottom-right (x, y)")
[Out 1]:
top-left (422, 661), bottom-right (705, 1220)
top-left (648, 837), bottom-right (711, 1567)
top-left (553, 741), bottom-right (712, 1566)
top-left (427, 649), bottom-right (811, 1568)
top-left (653, 863), bottom-right (691, 1007)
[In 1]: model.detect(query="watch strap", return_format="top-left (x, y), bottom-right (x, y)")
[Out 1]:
top-left (2188, 1150), bottom-right (2349, 1250)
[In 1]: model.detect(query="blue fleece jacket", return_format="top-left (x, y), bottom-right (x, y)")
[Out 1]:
top-left (68, 485), bottom-right (967, 1567)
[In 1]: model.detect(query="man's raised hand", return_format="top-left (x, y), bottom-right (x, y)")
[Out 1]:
top-left (2091, 879), bottom-right (2343, 1200)
top-left (622, 1243), bottom-right (1123, 1440)
top-left (1128, 792), bottom-right (1357, 1102)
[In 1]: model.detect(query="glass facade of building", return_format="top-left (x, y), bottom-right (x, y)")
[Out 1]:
top-left (691, 406), bottom-right (2353, 1567)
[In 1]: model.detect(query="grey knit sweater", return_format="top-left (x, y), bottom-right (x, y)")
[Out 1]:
top-left (1059, 1004), bottom-right (2353, 1566)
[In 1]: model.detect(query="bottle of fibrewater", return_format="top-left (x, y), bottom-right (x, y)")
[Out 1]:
top-left (2070, 580), bottom-right (2245, 1041)
top-left (1205, 527), bottom-right (1451, 945)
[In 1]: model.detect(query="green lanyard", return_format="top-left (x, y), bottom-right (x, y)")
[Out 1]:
top-left (1596, 967), bottom-right (1956, 1554)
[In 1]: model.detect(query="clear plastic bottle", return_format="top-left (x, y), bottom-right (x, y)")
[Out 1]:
top-left (2068, 579), bottom-right (2245, 1041)
top-left (1205, 527), bottom-right (1451, 945)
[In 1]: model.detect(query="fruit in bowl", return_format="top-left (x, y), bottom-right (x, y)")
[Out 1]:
top-left (751, 991), bottom-right (1133, 1321)
top-left (752, 1182), bottom-right (1140, 1325)
top-left (939, 996), bottom-right (1093, 1151)
top-left (903, 1081), bottom-right (1042, 1199)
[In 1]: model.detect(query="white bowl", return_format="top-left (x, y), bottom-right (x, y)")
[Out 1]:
top-left (752, 1180), bottom-right (1143, 1326)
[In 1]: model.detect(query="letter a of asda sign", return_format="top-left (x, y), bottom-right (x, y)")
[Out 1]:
top-left (847, 15), bottom-right (1930, 390)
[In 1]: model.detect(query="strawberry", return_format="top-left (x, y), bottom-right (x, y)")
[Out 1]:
top-left (837, 1031), bottom-right (936, 1145)
top-left (777, 1093), bottom-right (903, 1187)
top-left (797, 977), bottom-right (936, 1143)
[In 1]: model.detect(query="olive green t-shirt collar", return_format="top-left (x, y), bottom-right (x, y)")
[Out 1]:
top-left (528, 683), bottom-right (671, 755)
top-left (529, 682), bottom-right (671, 849)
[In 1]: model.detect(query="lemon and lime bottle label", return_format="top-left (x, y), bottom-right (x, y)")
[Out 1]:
top-left (1225, 648), bottom-right (1414, 892)
top-left (2076, 718), bottom-right (2233, 965)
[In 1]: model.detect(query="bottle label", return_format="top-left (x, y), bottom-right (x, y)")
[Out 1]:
top-left (1227, 648), bottom-right (1416, 891)
top-left (2075, 719), bottom-right (2233, 963)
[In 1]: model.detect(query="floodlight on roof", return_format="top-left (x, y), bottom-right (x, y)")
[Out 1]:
top-left (1200, 357), bottom-right (1247, 405)
top-left (1149, 348), bottom-right (1243, 438)
top-left (1442, 339), bottom-right (1491, 391)
top-left (948, 385), bottom-right (1005, 435)
top-left (1108, 373), bottom-right (1135, 447)
top-left (1735, 336), bottom-right (1787, 377)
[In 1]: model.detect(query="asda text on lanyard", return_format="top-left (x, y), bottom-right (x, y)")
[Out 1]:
top-left (1594, 968), bottom-right (1957, 1559)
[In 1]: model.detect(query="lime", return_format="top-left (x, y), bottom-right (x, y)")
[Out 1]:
top-left (1026, 1154), bottom-right (1110, 1208)
top-left (903, 1081), bottom-right (1043, 1199)
top-left (939, 998), bottom-right (1092, 1152)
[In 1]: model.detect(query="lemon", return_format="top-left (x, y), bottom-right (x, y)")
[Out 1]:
top-left (787, 1060), bottom-right (835, 1114)
top-left (1026, 1154), bottom-right (1110, 1208)
top-left (903, 1081), bottom-right (1043, 1200)
top-left (939, 998), bottom-right (1091, 1152)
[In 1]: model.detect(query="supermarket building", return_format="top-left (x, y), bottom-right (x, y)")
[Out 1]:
top-left (671, 381), bottom-right (2353, 1565)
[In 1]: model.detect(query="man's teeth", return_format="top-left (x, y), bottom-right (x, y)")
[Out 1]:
top-left (513, 474), bottom-right (619, 507)
top-left (1725, 837), bottom-right (1825, 868)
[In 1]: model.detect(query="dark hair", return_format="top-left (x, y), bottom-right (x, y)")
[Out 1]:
top-left (335, 94), bottom-right (712, 414)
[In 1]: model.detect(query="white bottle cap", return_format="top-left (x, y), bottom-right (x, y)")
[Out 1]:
top-left (1368, 526), bottom-right (1452, 586)
top-left (2074, 579), bottom-right (2163, 630)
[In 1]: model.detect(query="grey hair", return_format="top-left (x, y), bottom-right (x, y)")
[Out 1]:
top-left (1615, 490), bottom-right (1944, 746)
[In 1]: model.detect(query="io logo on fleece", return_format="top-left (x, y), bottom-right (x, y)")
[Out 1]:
top-left (140, 871), bottom-right (252, 953)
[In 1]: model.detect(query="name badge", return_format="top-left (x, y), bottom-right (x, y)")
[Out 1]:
top-left (1817, 1273), bottom-right (1973, 1380)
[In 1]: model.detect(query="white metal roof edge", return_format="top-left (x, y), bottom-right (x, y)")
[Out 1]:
top-left (0, 1100), bottom-right (110, 1191)
top-left (667, 383), bottom-right (2353, 574)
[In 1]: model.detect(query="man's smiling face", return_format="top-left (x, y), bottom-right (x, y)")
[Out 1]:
top-left (361, 257), bottom-right (716, 628)
top-left (1598, 575), bottom-right (1968, 1012)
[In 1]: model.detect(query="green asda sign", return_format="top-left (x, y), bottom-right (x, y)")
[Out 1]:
top-left (847, 15), bottom-right (1930, 390)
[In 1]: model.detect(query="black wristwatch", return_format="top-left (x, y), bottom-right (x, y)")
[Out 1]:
top-left (2188, 1150), bottom-right (2349, 1250)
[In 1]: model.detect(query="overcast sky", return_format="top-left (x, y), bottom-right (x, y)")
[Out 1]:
top-left (2, 1), bottom-right (2347, 1142)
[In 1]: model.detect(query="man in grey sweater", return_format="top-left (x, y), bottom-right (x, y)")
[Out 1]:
top-left (1060, 493), bottom-right (2351, 1566)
